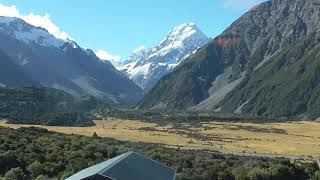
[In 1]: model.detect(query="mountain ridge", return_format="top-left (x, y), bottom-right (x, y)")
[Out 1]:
top-left (117, 23), bottom-right (210, 91)
top-left (0, 16), bottom-right (143, 106)
top-left (138, 0), bottom-right (320, 119)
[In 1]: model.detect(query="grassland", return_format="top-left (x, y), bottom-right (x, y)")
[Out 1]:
top-left (1, 118), bottom-right (320, 159)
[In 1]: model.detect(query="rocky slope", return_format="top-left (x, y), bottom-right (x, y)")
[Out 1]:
top-left (0, 16), bottom-right (143, 105)
top-left (219, 32), bottom-right (320, 119)
top-left (138, 0), bottom-right (320, 119)
top-left (117, 23), bottom-right (210, 91)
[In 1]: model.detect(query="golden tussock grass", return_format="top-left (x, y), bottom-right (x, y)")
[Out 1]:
top-left (1, 118), bottom-right (319, 159)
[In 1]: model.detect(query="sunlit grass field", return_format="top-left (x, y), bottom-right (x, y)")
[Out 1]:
top-left (1, 118), bottom-right (320, 159)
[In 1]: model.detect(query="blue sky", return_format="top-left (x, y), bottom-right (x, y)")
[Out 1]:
top-left (0, 0), bottom-right (265, 62)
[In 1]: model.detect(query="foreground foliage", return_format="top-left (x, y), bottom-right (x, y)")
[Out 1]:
top-left (0, 127), bottom-right (319, 180)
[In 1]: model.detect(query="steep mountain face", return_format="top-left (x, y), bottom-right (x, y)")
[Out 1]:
top-left (138, 0), bottom-right (320, 119)
top-left (0, 16), bottom-right (143, 105)
top-left (0, 49), bottom-right (36, 87)
top-left (219, 32), bottom-right (320, 119)
top-left (117, 23), bottom-right (210, 91)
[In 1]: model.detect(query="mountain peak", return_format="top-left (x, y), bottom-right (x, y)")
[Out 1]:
top-left (137, 0), bottom-right (320, 118)
top-left (117, 22), bottom-right (210, 91)
top-left (170, 22), bottom-right (198, 36)
top-left (0, 16), bottom-right (65, 48)
top-left (158, 23), bottom-right (206, 48)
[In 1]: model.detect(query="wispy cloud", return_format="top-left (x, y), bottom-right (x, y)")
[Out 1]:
top-left (95, 50), bottom-right (121, 62)
top-left (0, 3), bottom-right (72, 40)
top-left (223, 0), bottom-right (262, 11)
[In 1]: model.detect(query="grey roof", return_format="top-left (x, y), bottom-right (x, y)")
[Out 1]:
top-left (66, 153), bottom-right (127, 180)
top-left (66, 151), bottom-right (176, 180)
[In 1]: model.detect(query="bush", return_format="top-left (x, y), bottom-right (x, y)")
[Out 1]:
top-left (247, 167), bottom-right (268, 180)
top-left (268, 164), bottom-right (293, 180)
top-left (4, 167), bottom-right (25, 180)
top-left (35, 175), bottom-right (46, 180)
top-left (233, 167), bottom-right (250, 180)
top-left (311, 171), bottom-right (320, 180)
top-left (0, 127), bottom-right (319, 180)
top-left (27, 162), bottom-right (44, 178)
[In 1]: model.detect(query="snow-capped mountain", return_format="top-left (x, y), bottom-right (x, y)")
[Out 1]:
top-left (0, 16), bottom-right (143, 105)
top-left (117, 23), bottom-right (210, 91)
top-left (0, 16), bottom-right (65, 48)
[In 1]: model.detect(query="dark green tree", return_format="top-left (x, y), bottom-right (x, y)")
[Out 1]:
top-left (92, 132), bottom-right (99, 139)
top-left (0, 152), bottom-right (20, 175)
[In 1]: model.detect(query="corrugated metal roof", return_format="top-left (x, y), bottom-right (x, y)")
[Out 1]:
top-left (313, 0), bottom-right (320, 7)
top-left (100, 151), bottom-right (176, 180)
top-left (66, 153), bottom-right (128, 180)
top-left (66, 151), bottom-right (176, 180)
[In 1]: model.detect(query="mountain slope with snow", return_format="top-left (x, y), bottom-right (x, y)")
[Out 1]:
top-left (138, 0), bottom-right (320, 120)
top-left (117, 23), bottom-right (210, 91)
top-left (0, 16), bottom-right (65, 48)
top-left (0, 16), bottom-right (143, 105)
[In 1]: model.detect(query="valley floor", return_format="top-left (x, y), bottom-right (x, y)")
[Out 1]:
top-left (1, 119), bottom-right (320, 159)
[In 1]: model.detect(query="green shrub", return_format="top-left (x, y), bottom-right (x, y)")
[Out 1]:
top-left (4, 167), bottom-right (25, 180)
top-left (27, 162), bottom-right (44, 178)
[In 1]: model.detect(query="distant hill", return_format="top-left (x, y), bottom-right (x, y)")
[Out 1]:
top-left (0, 16), bottom-right (143, 106)
top-left (138, 0), bottom-right (320, 120)
top-left (0, 87), bottom-right (101, 126)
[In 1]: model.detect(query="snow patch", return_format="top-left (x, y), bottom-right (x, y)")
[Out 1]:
top-left (158, 23), bottom-right (197, 47)
top-left (0, 16), bottom-right (15, 24)
top-left (16, 54), bottom-right (29, 66)
top-left (14, 27), bottom-right (65, 48)
top-left (68, 40), bottom-right (78, 48)
top-left (133, 46), bottom-right (146, 54)
top-left (117, 61), bottom-right (137, 72)
top-left (20, 58), bottom-right (29, 66)
top-left (127, 63), bottom-right (152, 79)
top-left (0, 16), bottom-right (66, 48)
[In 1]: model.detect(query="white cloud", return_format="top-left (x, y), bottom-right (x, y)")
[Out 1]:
top-left (0, 3), bottom-right (72, 40)
top-left (95, 50), bottom-right (121, 62)
top-left (223, 0), bottom-right (262, 11)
